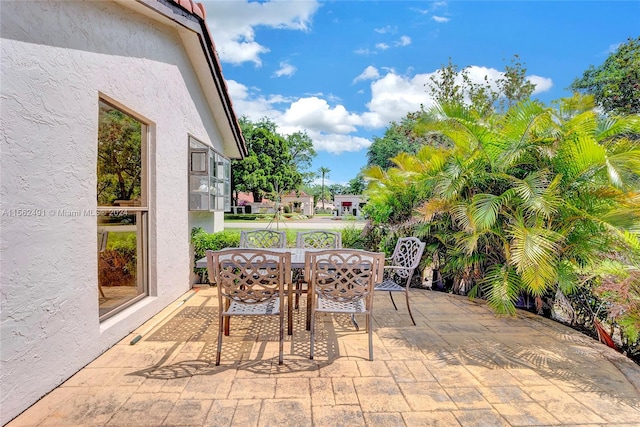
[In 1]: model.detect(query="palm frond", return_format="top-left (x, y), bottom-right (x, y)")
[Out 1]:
top-left (596, 114), bottom-right (640, 141)
top-left (556, 259), bottom-right (579, 295)
top-left (362, 165), bottom-right (386, 181)
top-left (508, 221), bottom-right (561, 294)
top-left (604, 149), bottom-right (640, 189)
top-left (415, 198), bottom-right (450, 222)
top-left (482, 264), bottom-right (522, 315)
top-left (469, 193), bottom-right (503, 230)
top-left (450, 201), bottom-right (474, 232)
top-left (512, 171), bottom-right (562, 220)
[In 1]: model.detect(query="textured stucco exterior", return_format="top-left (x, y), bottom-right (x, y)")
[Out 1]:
top-left (0, 1), bottom-right (238, 423)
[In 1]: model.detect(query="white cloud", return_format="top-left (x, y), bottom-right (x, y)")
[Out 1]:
top-left (361, 36), bottom-right (411, 55)
top-left (226, 64), bottom-right (553, 156)
top-left (374, 25), bottom-right (396, 34)
top-left (362, 72), bottom-right (436, 128)
top-left (354, 48), bottom-right (374, 56)
top-left (281, 97), bottom-right (362, 134)
top-left (463, 66), bottom-right (502, 90)
top-left (353, 66), bottom-right (380, 84)
top-left (225, 80), bottom-right (284, 119)
top-left (607, 42), bottom-right (622, 54)
top-left (432, 15), bottom-right (450, 23)
top-left (527, 75), bottom-right (554, 94)
top-left (309, 133), bottom-right (372, 154)
top-left (273, 61), bottom-right (296, 77)
top-left (203, 0), bottom-right (321, 65)
top-left (395, 36), bottom-right (411, 47)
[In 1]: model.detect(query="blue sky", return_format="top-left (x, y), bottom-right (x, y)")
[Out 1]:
top-left (201, 0), bottom-right (640, 186)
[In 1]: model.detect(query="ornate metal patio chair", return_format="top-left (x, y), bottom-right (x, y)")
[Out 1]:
top-left (294, 231), bottom-right (342, 326)
top-left (374, 237), bottom-right (425, 326)
top-left (305, 249), bottom-right (385, 361)
top-left (239, 229), bottom-right (287, 249)
top-left (206, 248), bottom-right (291, 365)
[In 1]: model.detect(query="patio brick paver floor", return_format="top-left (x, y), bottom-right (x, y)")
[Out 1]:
top-left (8, 286), bottom-right (640, 426)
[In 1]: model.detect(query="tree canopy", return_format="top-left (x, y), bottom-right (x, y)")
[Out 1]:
top-left (366, 112), bottom-right (450, 170)
top-left (287, 131), bottom-right (317, 184)
top-left (570, 36), bottom-right (640, 115)
top-left (427, 54), bottom-right (536, 116)
top-left (231, 117), bottom-right (303, 203)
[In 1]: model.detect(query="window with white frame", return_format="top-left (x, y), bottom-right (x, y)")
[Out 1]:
top-left (97, 99), bottom-right (149, 320)
top-left (188, 136), bottom-right (230, 211)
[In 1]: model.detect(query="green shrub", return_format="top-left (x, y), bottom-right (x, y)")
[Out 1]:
top-left (224, 214), bottom-right (270, 221)
top-left (191, 228), bottom-right (241, 282)
top-left (341, 225), bottom-right (365, 249)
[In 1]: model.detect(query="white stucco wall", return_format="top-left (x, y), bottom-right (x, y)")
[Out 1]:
top-left (0, 1), bottom-right (231, 423)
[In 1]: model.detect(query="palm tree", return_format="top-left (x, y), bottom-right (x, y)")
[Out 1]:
top-left (319, 167), bottom-right (330, 210)
top-left (365, 96), bottom-right (640, 320)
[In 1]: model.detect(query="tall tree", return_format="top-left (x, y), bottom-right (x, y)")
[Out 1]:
top-left (231, 117), bottom-right (301, 204)
top-left (497, 54), bottom-right (537, 111)
top-left (347, 174), bottom-right (366, 194)
top-left (318, 166), bottom-right (330, 210)
top-left (426, 54), bottom-right (536, 115)
top-left (287, 131), bottom-right (316, 171)
top-left (366, 112), bottom-right (448, 170)
top-left (570, 36), bottom-right (640, 115)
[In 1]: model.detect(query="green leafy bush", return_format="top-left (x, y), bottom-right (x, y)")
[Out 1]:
top-left (224, 214), bottom-right (270, 220)
top-left (191, 228), bottom-right (241, 282)
top-left (341, 225), bottom-right (365, 249)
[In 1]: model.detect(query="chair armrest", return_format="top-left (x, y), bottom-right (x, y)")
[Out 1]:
top-left (384, 265), bottom-right (410, 272)
top-left (383, 265), bottom-right (413, 281)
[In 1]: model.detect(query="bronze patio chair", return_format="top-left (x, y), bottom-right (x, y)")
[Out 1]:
top-left (305, 249), bottom-right (385, 361)
top-left (374, 237), bottom-right (425, 326)
top-left (206, 248), bottom-right (291, 365)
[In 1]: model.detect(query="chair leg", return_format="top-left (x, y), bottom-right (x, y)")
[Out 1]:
top-left (306, 291), bottom-right (312, 331)
top-left (367, 313), bottom-right (373, 361)
top-left (279, 311), bottom-right (284, 365)
top-left (405, 291), bottom-right (416, 326)
top-left (216, 314), bottom-right (224, 366)
top-left (294, 280), bottom-right (301, 309)
top-left (288, 288), bottom-right (293, 335)
top-left (389, 291), bottom-right (398, 310)
top-left (310, 312), bottom-right (315, 360)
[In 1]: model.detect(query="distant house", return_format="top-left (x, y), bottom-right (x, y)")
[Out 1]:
top-left (233, 191), bottom-right (273, 213)
top-left (334, 194), bottom-right (367, 217)
top-left (316, 199), bottom-right (336, 211)
top-left (281, 191), bottom-right (314, 216)
top-left (0, 0), bottom-right (245, 423)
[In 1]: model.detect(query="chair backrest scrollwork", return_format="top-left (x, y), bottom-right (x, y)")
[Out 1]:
top-left (305, 249), bottom-right (384, 304)
top-left (296, 230), bottom-right (342, 249)
top-left (240, 229), bottom-right (287, 249)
